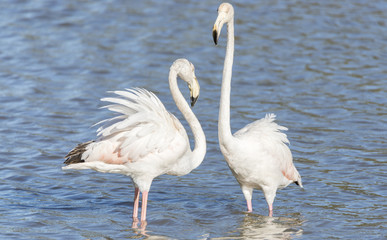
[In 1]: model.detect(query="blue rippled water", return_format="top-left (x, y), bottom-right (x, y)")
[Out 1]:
top-left (0, 0), bottom-right (385, 239)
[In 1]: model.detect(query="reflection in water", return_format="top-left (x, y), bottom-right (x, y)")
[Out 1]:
top-left (130, 221), bottom-right (178, 240)
top-left (132, 220), bottom-right (148, 236)
top-left (237, 214), bottom-right (303, 239)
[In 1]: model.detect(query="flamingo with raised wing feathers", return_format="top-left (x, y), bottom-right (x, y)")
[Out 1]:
top-left (63, 59), bottom-right (206, 225)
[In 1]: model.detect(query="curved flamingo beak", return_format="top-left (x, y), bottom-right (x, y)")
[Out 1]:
top-left (189, 77), bottom-right (200, 107)
top-left (213, 25), bottom-right (218, 45)
top-left (190, 96), bottom-right (198, 107)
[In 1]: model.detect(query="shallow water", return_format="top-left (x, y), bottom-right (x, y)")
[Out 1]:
top-left (0, 0), bottom-right (386, 239)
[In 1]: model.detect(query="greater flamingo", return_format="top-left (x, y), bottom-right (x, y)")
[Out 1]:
top-left (212, 3), bottom-right (302, 216)
top-left (63, 59), bottom-right (206, 225)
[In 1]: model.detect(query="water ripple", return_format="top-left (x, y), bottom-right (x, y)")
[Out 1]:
top-left (0, 0), bottom-right (385, 239)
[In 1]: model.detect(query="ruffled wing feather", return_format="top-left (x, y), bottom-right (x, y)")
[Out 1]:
top-left (234, 113), bottom-right (299, 182)
top-left (93, 88), bottom-right (188, 163)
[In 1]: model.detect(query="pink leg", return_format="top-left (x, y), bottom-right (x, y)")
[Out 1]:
top-left (263, 187), bottom-right (276, 217)
top-left (246, 199), bottom-right (253, 212)
top-left (241, 186), bottom-right (253, 213)
top-left (268, 203), bottom-right (273, 217)
top-left (140, 219), bottom-right (148, 230)
top-left (132, 188), bottom-right (140, 221)
top-left (140, 191), bottom-right (149, 222)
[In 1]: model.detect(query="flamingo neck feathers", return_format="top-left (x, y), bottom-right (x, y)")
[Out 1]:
top-left (218, 17), bottom-right (235, 149)
top-left (169, 67), bottom-right (206, 172)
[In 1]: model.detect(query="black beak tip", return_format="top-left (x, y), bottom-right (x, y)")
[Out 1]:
top-left (212, 30), bottom-right (218, 45)
top-left (190, 96), bottom-right (198, 107)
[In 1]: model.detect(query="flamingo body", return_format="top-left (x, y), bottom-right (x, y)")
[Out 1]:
top-left (213, 3), bottom-right (302, 216)
top-left (64, 89), bottom-right (189, 189)
top-left (63, 59), bottom-right (206, 224)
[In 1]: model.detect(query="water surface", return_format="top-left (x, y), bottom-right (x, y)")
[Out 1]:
top-left (0, 0), bottom-right (386, 239)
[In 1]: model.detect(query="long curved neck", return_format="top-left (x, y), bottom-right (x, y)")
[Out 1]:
top-left (169, 69), bottom-right (206, 171)
top-left (219, 17), bottom-right (235, 148)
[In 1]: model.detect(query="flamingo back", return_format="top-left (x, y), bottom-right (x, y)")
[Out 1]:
top-left (234, 113), bottom-right (300, 185)
top-left (83, 88), bottom-right (189, 165)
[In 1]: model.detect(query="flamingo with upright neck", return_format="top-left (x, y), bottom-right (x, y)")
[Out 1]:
top-left (213, 2), bottom-right (302, 216)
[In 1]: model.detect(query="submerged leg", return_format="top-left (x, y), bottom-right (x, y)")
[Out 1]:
top-left (241, 186), bottom-right (253, 212)
top-left (132, 187), bottom-right (140, 221)
top-left (246, 199), bottom-right (253, 212)
top-left (141, 191), bottom-right (149, 222)
top-left (268, 203), bottom-right (273, 217)
top-left (263, 187), bottom-right (276, 217)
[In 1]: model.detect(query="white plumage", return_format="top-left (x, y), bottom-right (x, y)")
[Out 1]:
top-left (213, 3), bottom-right (302, 216)
top-left (63, 59), bottom-right (206, 225)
